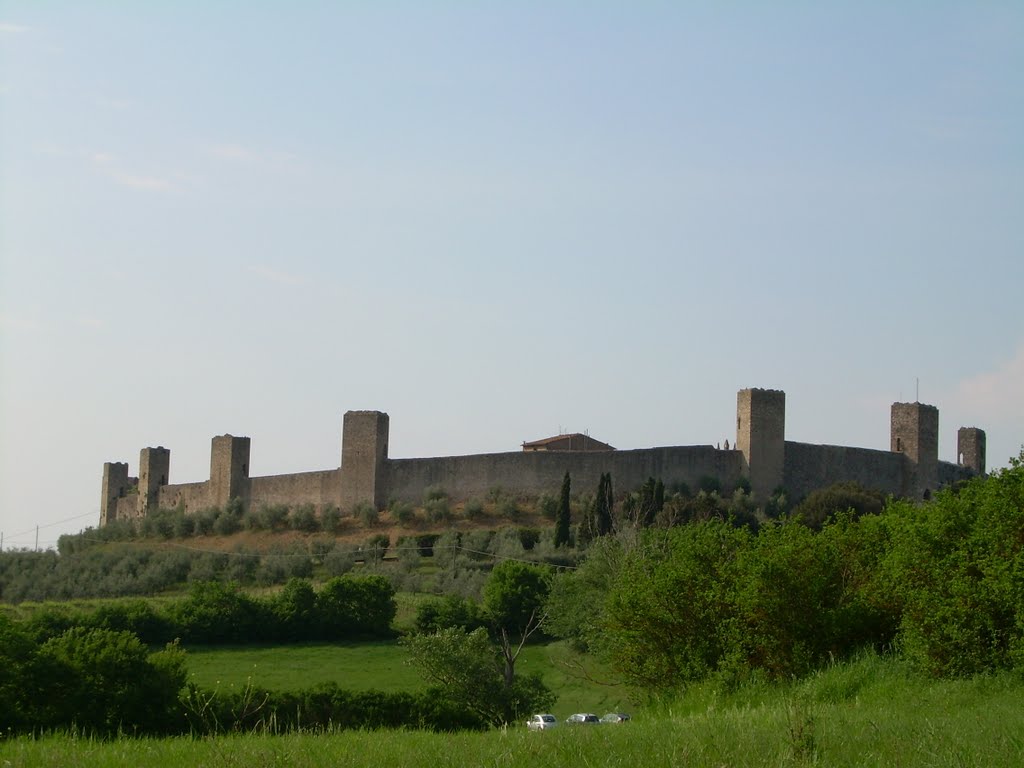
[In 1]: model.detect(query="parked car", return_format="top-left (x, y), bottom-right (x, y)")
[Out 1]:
top-left (565, 713), bottom-right (600, 725)
top-left (600, 712), bottom-right (631, 723)
top-left (526, 714), bottom-right (559, 730)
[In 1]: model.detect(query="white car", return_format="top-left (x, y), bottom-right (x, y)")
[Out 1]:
top-left (526, 713), bottom-right (559, 730)
top-left (565, 713), bottom-right (600, 725)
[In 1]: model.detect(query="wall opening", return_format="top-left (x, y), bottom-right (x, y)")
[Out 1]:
top-left (896, 438), bottom-right (902, 452)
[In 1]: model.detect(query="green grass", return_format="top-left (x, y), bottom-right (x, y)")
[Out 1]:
top-left (184, 640), bottom-right (424, 692)
top-left (183, 639), bottom-right (630, 714)
top-left (6, 655), bottom-right (1024, 767)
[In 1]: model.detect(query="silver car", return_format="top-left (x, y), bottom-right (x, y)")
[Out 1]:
top-left (526, 713), bottom-right (559, 730)
top-left (565, 713), bottom-right (600, 725)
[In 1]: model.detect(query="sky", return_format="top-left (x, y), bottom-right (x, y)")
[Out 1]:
top-left (1, 2), bottom-right (1021, 550)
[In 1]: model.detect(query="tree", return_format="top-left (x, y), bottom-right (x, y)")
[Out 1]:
top-left (482, 560), bottom-right (553, 688)
top-left (590, 473), bottom-right (614, 538)
top-left (33, 627), bottom-right (186, 735)
top-left (555, 472), bottom-right (572, 548)
top-left (404, 627), bottom-right (554, 727)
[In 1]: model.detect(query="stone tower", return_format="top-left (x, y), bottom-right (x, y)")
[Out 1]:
top-left (891, 402), bottom-right (939, 498)
top-left (138, 446), bottom-right (170, 515)
top-left (340, 410), bottom-right (389, 511)
top-left (100, 461), bottom-right (130, 525)
top-left (957, 427), bottom-right (986, 475)
top-left (736, 388), bottom-right (785, 500)
top-left (209, 435), bottom-right (251, 509)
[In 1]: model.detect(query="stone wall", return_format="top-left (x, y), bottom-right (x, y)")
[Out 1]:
top-left (249, 470), bottom-right (340, 512)
top-left (385, 445), bottom-right (744, 504)
top-left (157, 481), bottom-right (210, 515)
top-left (783, 441), bottom-right (909, 502)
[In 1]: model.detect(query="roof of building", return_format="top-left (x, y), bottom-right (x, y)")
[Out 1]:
top-left (522, 433), bottom-right (615, 451)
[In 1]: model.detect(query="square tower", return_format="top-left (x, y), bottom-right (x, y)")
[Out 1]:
top-left (736, 388), bottom-right (785, 500)
top-left (340, 410), bottom-right (389, 511)
top-left (139, 446), bottom-right (170, 515)
top-left (957, 427), bottom-right (986, 475)
top-left (100, 461), bottom-right (130, 525)
top-left (891, 402), bottom-right (939, 498)
top-left (210, 435), bottom-right (251, 510)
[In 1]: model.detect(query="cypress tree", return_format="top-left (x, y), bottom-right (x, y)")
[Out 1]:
top-left (555, 472), bottom-right (572, 548)
top-left (595, 473), bottom-right (614, 537)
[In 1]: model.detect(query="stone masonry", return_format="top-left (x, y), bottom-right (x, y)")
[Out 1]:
top-left (99, 389), bottom-right (985, 524)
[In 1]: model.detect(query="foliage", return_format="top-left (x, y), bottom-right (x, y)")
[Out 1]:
top-left (29, 627), bottom-right (186, 735)
top-left (462, 498), bottom-right (484, 520)
top-left (537, 492), bottom-right (559, 521)
top-left (414, 595), bottom-right (486, 635)
top-left (879, 454), bottom-right (1024, 676)
top-left (353, 501), bottom-right (379, 527)
top-left (792, 481), bottom-right (885, 530)
top-left (403, 627), bottom-right (554, 727)
top-left (554, 472), bottom-right (572, 548)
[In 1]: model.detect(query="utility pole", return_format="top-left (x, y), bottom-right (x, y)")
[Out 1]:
top-left (35, 525), bottom-right (39, 551)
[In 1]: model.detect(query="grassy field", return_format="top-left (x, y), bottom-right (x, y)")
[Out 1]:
top-left (5, 654), bottom-right (1023, 767)
top-left (184, 639), bottom-right (632, 715)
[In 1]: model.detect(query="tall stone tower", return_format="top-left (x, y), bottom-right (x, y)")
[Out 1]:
top-left (138, 446), bottom-right (170, 515)
top-left (891, 402), bottom-right (939, 498)
top-left (209, 435), bottom-right (251, 509)
top-left (340, 410), bottom-right (389, 511)
top-left (957, 427), bottom-right (986, 475)
top-left (736, 388), bottom-right (785, 500)
top-left (100, 461), bottom-right (130, 525)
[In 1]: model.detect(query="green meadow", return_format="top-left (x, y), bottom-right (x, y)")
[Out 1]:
top-left (5, 653), bottom-right (1023, 767)
top-left (184, 639), bottom-right (632, 715)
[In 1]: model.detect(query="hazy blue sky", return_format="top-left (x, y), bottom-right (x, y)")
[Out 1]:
top-left (1, 3), bottom-right (1021, 549)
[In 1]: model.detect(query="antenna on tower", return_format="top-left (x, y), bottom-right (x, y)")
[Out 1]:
top-left (916, 377), bottom-right (920, 403)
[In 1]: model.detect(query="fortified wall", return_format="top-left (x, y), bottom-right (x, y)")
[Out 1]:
top-left (99, 389), bottom-right (986, 525)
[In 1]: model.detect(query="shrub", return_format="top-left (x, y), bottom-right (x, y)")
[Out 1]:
top-left (390, 500), bottom-right (416, 525)
top-left (463, 498), bottom-right (485, 520)
top-left (309, 536), bottom-right (336, 563)
top-left (498, 498), bottom-right (521, 520)
top-left (323, 548), bottom-right (356, 577)
top-left (354, 501), bottom-right (379, 527)
top-left (34, 627), bottom-right (187, 735)
top-left (424, 485), bottom-right (448, 503)
top-left (213, 508), bottom-right (242, 536)
top-left (289, 504), bottom-right (320, 533)
top-left (193, 508), bottom-right (219, 536)
top-left (538, 493), bottom-right (559, 521)
top-left (321, 505), bottom-right (343, 533)
top-left (425, 498), bottom-right (453, 523)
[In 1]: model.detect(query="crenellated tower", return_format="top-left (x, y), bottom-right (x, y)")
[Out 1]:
top-left (209, 435), bottom-right (251, 509)
top-left (138, 446), bottom-right (170, 514)
top-left (100, 461), bottom-right (130, 525)
top-left (340, 410), bottom-right (389, 511)
top-left (891, 402), bottom-right (939, 498)
top-left (957, 427), bottom-right (987, 475)
top-left (736, 388), bottom-right (785, 500)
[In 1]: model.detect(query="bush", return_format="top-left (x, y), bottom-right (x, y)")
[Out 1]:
top-left (537, 493), bottom-right (559, 521)
top-left (289, 504), bottom-right (320, 533)
top-left (390, 500), bottom-right (416, 525)
top-left (498, 498), bottom-right (521, 520)
top-left (324, 548), bottom-right (356, 577)
top-left (213, 508), bottom-right (242, 536)
top-left (463, 498), bottom-right (485, 520)
top-left (425, 498), bottom-right (453, 523)
top-left (354, 501), bottom-right (379, 527)
top-left (34, 627), bottom-right (186, 735)
top-left (424, 485), bottom-right (448, 503)
top-left (414, 595), bottom-right (486, 634)
top-left (321, 505), bottom-right (343, 533)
